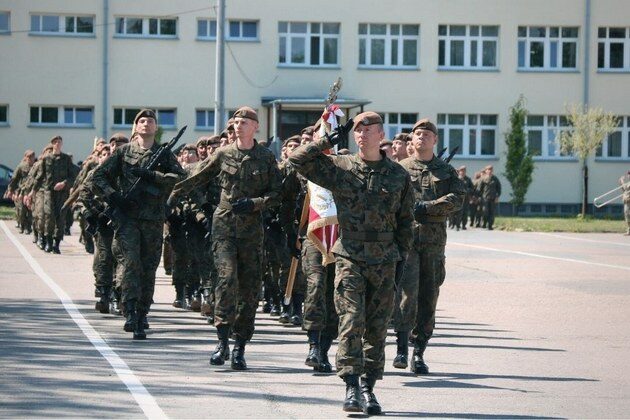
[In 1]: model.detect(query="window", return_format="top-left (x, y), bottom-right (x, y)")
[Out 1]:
top-left (598, 27), bottom-right (630, 71)
top-left (436, 114), bottom-right (497, 157)
top-left (113, 107), bottom-right (176, 128)
top-left (0, 105), bottom-right (7, 124)
top-left (359, 23), bottom-right (419, 68)
top-left (228, 20), bottom-right (258, 40)
top-left (380, 113), bottom-right (417, 138)
top-left (29, 106), bottom-right (93, 126)
top-left (596, 116), bottom-right (630, 159)
top-left (525, 115), bottom-right (571, 159)
top-left (30, 14), bottom-right (94, 35)
top-left (278, 22), bottom-right (340, 67)
top-left (0, 11), bottom-right (10, 33)
top-left (518, 26), bottom-right (578, 70)
top-left (438, 25), bottom-right (498, 69)
top-left (115, 17), bottom-right (177, 38)
top-left (197, 19), bottom-right (217, 39)
top-left (196, 109), bottom-right (215, 130)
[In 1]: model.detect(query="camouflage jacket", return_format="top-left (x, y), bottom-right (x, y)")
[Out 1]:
top-left (399, 155), bottom-right (465, 248)
top-left (461, 175), bottom-right (474, 200)
top-left (278, 160), bottom-right (308, 237)
top-left (78, 166), bottom-right (106, 218)
top-left (620, 174), bottom-right (630, 203)
top-left (288, 138), bottom-right (414, 265)
top-left (91, 141), bottom-right (184, 221)
top-left (72, 159), bottom-right (98, 191)
top-left (24, 159), bottom-right (44, 194)
top-left (172, 140), bottom-right (282, 240)
top-left (8, 161), bottom-right (32, 195)
top-left (32, 152), bottom-right (75, 192)
top-left (479, 174), bottom-right (501, 201)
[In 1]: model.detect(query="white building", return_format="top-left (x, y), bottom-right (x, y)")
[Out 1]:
top-left (0, 0), bottom-right (628, 215)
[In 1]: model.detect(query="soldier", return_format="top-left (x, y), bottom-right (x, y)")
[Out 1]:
top-left (392, 133), bottom-right (410, 162)
top-left (470, 171), bottom-right (483, 227)
top-left (91, 109), bottom-right (184, 340)
top-left (301, 126), bottom-right (315, 145)
top-left (379, 139), bottom-right (393, 159)
top-left (7, 150), bottom-right (35, 234)
top-left (398, 118), bottom-right (465, 375)
top-left (71, 151), bottom-right (100, 254)
top-left (171, 107), bottom-right (282, 370)
top-left (452, 166), bottom-right (474, 230)
top-left (620, 170), bottom-right (630, 236)
top-left (29, 136), bottom-right (76, 254)
top-left (289, 112), bottom-right (414, 415)
top-left (479, 165), bottom-right (501, 230)
top-left (196, 137), bottom-right (209, 161)
top-left (24, 145), bottom-right (53, 248)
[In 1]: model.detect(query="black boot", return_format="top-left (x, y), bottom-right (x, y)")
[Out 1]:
top-left (231, 339), bottom-right (247, 370)
top-left (342, 374), bottom-right (363, 412)
top-left (278, 303), bottom-right (291, 324)
top-left (109, 288), bottom-right (121, 315)
top-left (210, 324), bottom-right (230, 365)
top-left (305, 330), bottom-right (321, 368)
top-left (183, 286), bottom-right (192, 310)
top-left (269, 303), bottom-right (281, 316)
top-left (317, 334), bottom-right (334, 373)
top-left (95, 286), bottom-right (110, 314)
top-left (190, 288), bottom-right (201, 312)
top-left (38, 234), bottom-right (46, 250)
top-left (290, 294), bottom-right (304, 326)
top-left (262, 301), bottom-right (272, 313)
top-left (172, 284), bottom-right (184, 308)
top-left (44, 236), bottom-right (53, 253)
top-left (393, 331), bottom-right (409, 369)
top-left (134, 309), bottom-right (147, 340)
top-left (138, 311), bottom-right (150, 331)
top-left (52, 238), bottom-right (61, 254)
top-left (85, 236), bottom-right (94, 254)
top-left (411, 340), bottom-right (429, 375)
top-left (32, 231), bottom-right (38, 244)
top-left (123, 300), bottom-right (138, 333)
top-left (361, 376), bottom-right (382, 415)
top-left (200, 288), bottom-right (213, 317)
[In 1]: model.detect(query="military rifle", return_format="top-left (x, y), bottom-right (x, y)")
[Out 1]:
top-left (436, 147), bottom-right (448, 159)
top-left (444, 146), bottom-right (459, 164)
top-left (102, 125), bottom-right (187, 228)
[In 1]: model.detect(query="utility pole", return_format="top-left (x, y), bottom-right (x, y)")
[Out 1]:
top-left (214, 0), bottom-right (226, 132)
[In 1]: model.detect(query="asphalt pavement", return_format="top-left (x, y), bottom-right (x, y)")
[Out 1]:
top-left (1, 220), bottom-right (629, 418)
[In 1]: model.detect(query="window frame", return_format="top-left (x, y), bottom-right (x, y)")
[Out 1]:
top-left (517, 26), bottom-right (579, 71)
top-left (358, 23), bottom-right (420, 69)
top-left (197, 18), bottom-right (217, 40)
top-left (596, 116), bottom-right (630, 160)
top-left (0, 11), bottom-right (10, 34)
top-left (278, 21), bottom-right (341, 68)
top-left (195, 108), bottom-right (216, 131)
top-left (29, 105), bottom-right (94, 128)
top-left (597, 27), bottom-right (630, 72)
top-left (227, 20), bottom-right (259, 41)
top-left (380, 112), bottom-right (418, 139)
top-left (112, 107), bottom-right (177, 129)
top-left (29, 13), bottom-right (95, 36)
top-left (0, 104), bottom-right (8, 126)
top-left (436, 113), bottom-right (499, 158)
top-left (114, 16), bottom-right (178, 39)
top-left (438, 24), bottom-right (499, 70)
top-left (525, 115), bottom-right (574, 160)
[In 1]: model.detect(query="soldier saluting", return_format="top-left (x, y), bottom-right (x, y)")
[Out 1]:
top-left (289, 112), bottom-right (414, 415)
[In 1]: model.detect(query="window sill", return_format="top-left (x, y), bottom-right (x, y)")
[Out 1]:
top-left (113, 34), bottom-right (179, 40)
top-left (29, 32), bottom-right (95, 38)
top-left (517, 68), bottom-right (579, 73)
top-left (532, 157), bottom-right (578, 162)
top-left (450, 155), bottom-right (499, 161)
top-left (594, 157), bottom-right (630, 162)
top-left (437, 67), bottom-right (499, 72)
top-left (196, 37), bottom-right (260, 43)
top-left (0, 123), bottom-right (9, 127)
top-left (0, 31), bottom-right (10, 36)
top-left (277, 64), bottom-right (341, 70)
top-left (194, 127), bottom-right (215, 132)
top-left (597, 69), bottom-right (630, 74)
top-left (358, 65), bottom-right (420, 71)
top-left (29, 123), bottom-right (95, 128)
top-left (113, 124), bottom-right (177, 130)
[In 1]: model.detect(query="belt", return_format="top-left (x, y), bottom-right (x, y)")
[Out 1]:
top-left (341, 230), bottom-right (394, 242)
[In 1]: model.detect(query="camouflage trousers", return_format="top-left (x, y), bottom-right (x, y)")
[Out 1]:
top-left (334, 255), bottom-right (396, 380)
top-left (170, 221), bottom-right (201, 290)
top-left (213, 235), bottom-right (263, 342)
top-left (34, 190), bottom-right (46, 234)
top-left (112, 218), bottom-right (163, 313)
top-left (404, 245), bottom-right (446, 343)
top-left (93, 229), bottom-right (114, 288)
top-left (624, 202), bottom-right (630, 234)
top-left (43, 190), bottom-right (69, 239)
top-left (302, 239), bottom-right (338, 338)
top-left (276, 244), bottom-right (306, 298)
top-left (16, 198), bottom-right (32, 230)
top-left (162, 223), bottom-right (173, 273)
top-left (482, 199), bottom-right (497, 228)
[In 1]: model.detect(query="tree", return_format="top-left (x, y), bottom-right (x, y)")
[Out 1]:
top-left (155, 126), bottom-right (164, 144)
top-left (504, 95), bottom-right (535, 215)
top-left (558, 103), bottom-right (619, 217)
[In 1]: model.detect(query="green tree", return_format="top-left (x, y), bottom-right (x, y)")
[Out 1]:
top-left (155, 126), bottom-right (164, 144)
top-left (558, 103), bottom-right (618, 217)
top-left (504, 95), bottom-right (535, 215)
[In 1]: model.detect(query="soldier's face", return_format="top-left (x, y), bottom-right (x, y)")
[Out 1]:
top-left (208, 144), bottom-right (219, 154)
top-left (353, 124), bottom-right (384, 151)
top-left (99, 150), bottom-right (110, 164)
top-left (227, 127), bottom-right (237, 143)
top-left (392, 140), bottom-right (408, 158)
top-left (186, 150), bottom-right (198, 163)
top-left (234, 118), bottom-right (258, 142)
top-left (136, 117), bottom-right (157, 136)
top-left (486, 168), bottom-right (493, 176)
top-left (412, 129), bottom-right (436, 153)
top-left (286, 141), bottom-right (300, 155)
top-left (197, 145), bottom-right (207, 159)
top-left (52, 139), bottom-right (62, 153)
top-left (380, 144), bottom-right (393, 158)
top-left (301, 134), bottom-right (313, 144)
top-left (220, 137), bottom-right (229, 147)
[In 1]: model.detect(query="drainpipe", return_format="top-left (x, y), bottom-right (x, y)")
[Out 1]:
top-left (102, 0), bottom-right (109, 138)
top-left (583, 0), bottom-right (591, 106)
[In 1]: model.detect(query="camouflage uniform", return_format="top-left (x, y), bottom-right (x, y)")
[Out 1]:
top-left (72, 158), bottom-right (99, 252)
top-left (479, 174), bottom-right (501, 229)
top-left (91, 141), bottom-right (183, 315)
top-left (25, 159), bottom-right (47, 242)
top-left (8, 160), bottom-right (33, 232)
top-left (452, 175), bottom-right (473, 229)
top-left (173, 141), bottom-right (282, 342)
top-left (398, 156), bottom-right (465, 350)
top-left (620, 174), bottom-right (630, 235)
top-left (289, 137), bottom-right (414, 380)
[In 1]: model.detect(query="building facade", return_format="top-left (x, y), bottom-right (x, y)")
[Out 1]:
top-left (1, 0), bottom-right (629, 215)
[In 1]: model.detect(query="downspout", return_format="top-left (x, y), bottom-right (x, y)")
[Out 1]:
top-left (102, 0), bottom-right (109, 138)
top-left (583, 0), bottom-right (591, 106)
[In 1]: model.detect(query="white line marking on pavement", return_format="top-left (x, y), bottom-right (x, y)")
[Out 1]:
top-left (1, 221), bottom-right (167, 420)
top-left (449, 240), bottom-right (630, 272)
top-left (534, 232), bottom-right (630, 248)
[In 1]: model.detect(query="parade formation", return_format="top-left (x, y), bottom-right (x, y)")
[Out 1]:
top-left (4, 91), bottom-right (629, 415)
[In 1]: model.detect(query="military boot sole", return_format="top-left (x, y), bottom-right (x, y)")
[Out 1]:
top-left (230, 360), bottom-right (247, 370)
top-left (123, 321), bottom-right (134, 332)
top-left (393, 355), bottom-right (408, 369)
top-left (411, 362), bottom-right (430, 375)
top-left (133, 331), bottom-right (147, 340)
top-left (278, 315), bottom-right (290, 324)
top-left (95, 300), bottom-right (110, 314)
top-left (305, 356), bottom-right (320, 368)
top-left (342, 401), bottom-right (363, 413)
top-left (364, 402), bottom-right (382, 416)
top-left (316, 362), bottom-right (333, 373)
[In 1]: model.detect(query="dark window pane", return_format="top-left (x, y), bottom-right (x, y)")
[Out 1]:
top-left (31, 15), bottom-right (40, 31)
top-left (609, 27), bottom-right (625, 38)
top-left (242, 21), bottom-right (257, 38)
top-left (470, 26), bottom-right (479, 36)
top-left (310, 36), bottom-right (320, 64)
top-left (42, 15), bottom-right (59, 32)
top-left (196, 111), bottom-right (205, 127)
top-left (323, 38), bottom-right (337, 64)
top-left (610, 43), bottom-right (624, 68)
top-left (159, 110), bottom-right (175, 126)
top-left (391, 24), bottom-right (400, 35)
top-left (482, 26), bottom-right (498, 36)
top-left (291, 37), bottom-right (305, 63)
top-left (469, 129), bottom-right (477, 155)
top-left (115, 17), bottom-right (123, 34)
top-left (0, 106), bottom-right (6, 122)
top-left (518, 26), bottom-right (526, 37)
top-left (229, 21), bottom-right (239, 37)
top-left (359, 39), bottom-right (366, 64)
top-left (608, 132), bottom-right (622, 157)
top-left (359, 23), bottom-right (367, 35)
top-left (64, 108), bottom-right (74, 124)
top-left (518, 41), bottom-right (525, 67)
top-left (210, 21), bottom-right (216, 37)
top-left (468, 115), bottom-right (477, 125)
top-left (401, 113), bottom-right (417, 124)
top-left (149, 18), bottom-right (157, 34)
top-left (41, 107), bottom-right (58, 123)
top-left (124, 109), bottom-right (139, 125)
top-left (471, 40), bottom-right (478, 66)
top-left (597, 27), bottom-right (606, 38)
top-left (388, 114), bottom-right (398, 124)
top-left (127, 18), bottom-right (142, 34)
top-left (528, 130), bottom-right (542, 155)
top-left (481, 115), bottom-right (497, 125)
top-left (530, 27), bottom-right (545, 37)
top-left (371, 38), bottom-right (385, 65)
top-left (322, 23), bottom-right (339, 34)
top-left (77, 16), bottom-right (93, 33)
top-left (562, 27), bottom-right (578, 38)
top-left (76, 108), bottom-right (92, 124)
top-left (562, 42), bottom-right (577, 68)
top-left (161, 19), bottom-right (176, 35)
top-left (449, 114), bottom-right (465, 125)
top-left (197, 20), bottom-right (207, 37)
top-left (481, 129), bottom-right (495, 155)
top-left (30, 107), bottom-right (39, 123)
top-left (530, 41), bottom-right (544, 67)
top-left (437, 114), bottom-right (446, 124)
top-left (482, 41), bottom-right (496, 66)
top-left (437, 129), bottom-right (444, 151)
top-left (371, 24), bottom-right (386, 35)
top-left (450, 25), bottom-right (465, 36)
top-left (438, 25), bottom-right (446, 36)
top-left (449, 129), bottom-right (463, 153)
top-left (65, 16), bottom-right (74, 33)
top-left (279, 36), bottom-right (286, 63)
top-left (402, 24), bottom-right (418, 36)
top-left (403, 39), bottom-right (416, 65)
top-left (450, 40), bottom-right (464, 66)
top-left (391, 39), bottom-right (399, 65)
top-left (550, 41), bottom-right (558, 67)
top-left (438, 40), bottom-right (445, 65)
top-left (550, 27), bottom-right (559, 38)
top-left (597, 42), bottom-right (605, 67)
top-left (113, 108), bottom-right (122, 125)
top-left (527, 115), bottom-right (544, 126)
top-left (278, 22), bottom-right (287, 33)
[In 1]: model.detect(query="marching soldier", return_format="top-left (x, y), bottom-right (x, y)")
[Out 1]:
top-left (24, 145), bottom-right (53, 248)
top-left (170, 107), bottom-right (282, 370)
top-left (397, 118), bottom-right (465, 375)
top-left (479, 165), bottom-right (502, 230)
top-left (620, 170), bottom-right (630, 236)
top-left (7, 150), bottom-right (35, 234)
top-left (289, 112), bottom-right (414, 415)
top-left (91, 109), bottom-right (184, 340)
top-left (453, 166), bottom-right (474, 230)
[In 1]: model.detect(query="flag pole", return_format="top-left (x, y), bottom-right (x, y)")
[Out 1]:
top-left (283, 191), bottom-right (310, 306)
